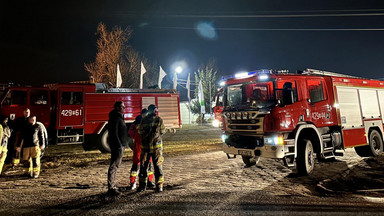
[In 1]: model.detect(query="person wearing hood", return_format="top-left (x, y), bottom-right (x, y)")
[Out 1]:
top-left (107, 101), bottom-right (129, 195)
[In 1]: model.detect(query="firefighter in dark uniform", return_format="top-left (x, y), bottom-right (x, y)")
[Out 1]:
top-left (16, 116), bottom-right (45, 178)
top-left (107, 101), bottom-right (130, 195)
top-left (137, 104), bottom-right (165, 192)
top-left (9, 108), bottom-right (30, 166)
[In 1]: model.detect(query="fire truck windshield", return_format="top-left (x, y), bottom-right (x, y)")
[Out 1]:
top-left (226, 81), bottom-right (276, 110)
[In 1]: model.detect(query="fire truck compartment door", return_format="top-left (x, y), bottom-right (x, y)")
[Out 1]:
top-left (142, 97), bottom-right (156, 110)
top-left (157, 96), bottom-right (180, 129)
top-left (58, 88), bottom-right (84, 127)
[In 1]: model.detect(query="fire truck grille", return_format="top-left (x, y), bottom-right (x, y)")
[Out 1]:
top-left (226, 135), bottom-right (263, 149)
top-left (223, 111), bottom-right (264, 135)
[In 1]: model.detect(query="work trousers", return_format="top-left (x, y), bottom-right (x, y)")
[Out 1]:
top-left (22, 146), bottom-right (41, 176)
top-left (130, 142), bottom-right (153, 184)
top-left (0, 146), bottom-right (7, 174)
top-left (138, 148), bottom-right (164, 187)
top-left (107, 147), bottom-right (124, 190)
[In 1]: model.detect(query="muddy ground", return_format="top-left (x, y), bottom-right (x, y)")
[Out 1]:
top-left (1, 125), bottom-right (384, 215)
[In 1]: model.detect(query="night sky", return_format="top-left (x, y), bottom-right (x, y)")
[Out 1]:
top-left (1, 0), bottom-right (384, 86)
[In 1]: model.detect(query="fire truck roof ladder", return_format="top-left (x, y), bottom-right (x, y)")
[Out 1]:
top-left (303, 68), bottom-right (362, 79)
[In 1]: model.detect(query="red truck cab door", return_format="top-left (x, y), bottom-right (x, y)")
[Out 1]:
top-left (58, 88), bottom-right (84, 127)
top-left (306, 78), bottom-right (334, 127)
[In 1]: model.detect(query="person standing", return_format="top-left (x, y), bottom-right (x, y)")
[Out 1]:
top-left (128, 108), bottom-right (155, 190)
top-left (0, 116), bottom-right (11, 175)
top-left (137, 104), bottom-right (165, 192)
top-left (107, 101), bottom-right (129, 195)
top-left (8, 108), bottom-right (30, 166)
top-left (16, 116), bottom-right (45, 178)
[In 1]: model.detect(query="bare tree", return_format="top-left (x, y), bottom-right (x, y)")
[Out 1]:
top-left (85, 22), bottom-right (162, 89)
top-left (85, 22), bottom-right (132, 86)
top-left (193, 59), bottom-right (218, 114)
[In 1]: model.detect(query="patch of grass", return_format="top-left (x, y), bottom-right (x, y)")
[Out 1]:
top-left (41, 126), bottom-right (222, 169)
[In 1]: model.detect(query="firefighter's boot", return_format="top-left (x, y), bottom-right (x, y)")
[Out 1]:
top-left (137, 179), bottom-right (147, 192)
top-left (129, 171), bottom-right (138, 190)
top-left (156, 184), bottom-right (163, 192)
top-left (33, 167), bottom-right (40, 178)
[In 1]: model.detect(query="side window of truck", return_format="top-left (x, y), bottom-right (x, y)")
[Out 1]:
top-left (276, 80), bottom-right (298, 104)
top-left (307, 80), bottom-right (325, 103)
top-left (30, 90), bottom-right (48, 105)
top-left (61, 92), bottom-right (83, 105)
top-left (3, 90), bottom-right (27, 105)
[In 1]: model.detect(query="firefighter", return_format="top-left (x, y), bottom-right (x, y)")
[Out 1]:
top-left (16, 116), bottom-right (45, 178)
top-left (0, 116), bottom-right (11, 175)
top-left (128, 109), bottom-right (155, 190)
top-left (137, 104), bottom-right (165, 192)
top-left (10, 108), bottom-right (31, 166)
top-left (107, 101), bottom-right (130, 196)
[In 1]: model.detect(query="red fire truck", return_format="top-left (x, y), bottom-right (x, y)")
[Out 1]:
top-left (221, 69), bottom-right (384, 175)
top-left (0, 82), bottom-right (181, 153)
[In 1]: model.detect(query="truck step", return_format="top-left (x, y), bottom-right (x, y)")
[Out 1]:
top-left (323, 147), bottom-right (334, 153)
top-left (334, 151), bottom-right (344, 157)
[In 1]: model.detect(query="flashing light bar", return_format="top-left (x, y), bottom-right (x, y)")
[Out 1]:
top-left (222, 69), bottom-right (272, 80)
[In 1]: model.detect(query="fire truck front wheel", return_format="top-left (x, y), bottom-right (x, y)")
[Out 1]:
top-left (296, 139), bottom-right (315, 175)
top-left (241, 156), bottom-right (260, 167)
top-left (98, 130), bottom-right (111, 153)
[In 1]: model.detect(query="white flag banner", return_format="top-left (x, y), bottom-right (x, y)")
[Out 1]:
top-left (173, 73), bottom-right (178, 89)
top-left (186, 73), bottom-right (190, 101)
top-left (158, 66), bottom-right (167, 89)
top-left (116, 64), bottom-right (122, 88)
top-left (198, 80), bottom-right (205, 114)
top-left (140, 62), bottom-right (147, 89)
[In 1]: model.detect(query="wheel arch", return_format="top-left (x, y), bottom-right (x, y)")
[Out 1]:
top-left (368, 126), bottom-right (383, 141)
top-left (294, 124), bottom-right (322, 158)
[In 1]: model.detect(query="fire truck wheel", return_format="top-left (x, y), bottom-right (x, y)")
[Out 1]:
top-left (296, 139), bottom-right (315, 175)
top-left (98, 130), bottom-right (111, 153)
top-left (368, 130), bottom-right (383, 156)
top-left (241, 156), bottom-right (260, 167)
top-left (355, 130), bottom-right (383, 157)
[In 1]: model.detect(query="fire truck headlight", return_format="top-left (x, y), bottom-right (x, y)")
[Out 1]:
top-left (213, 119), bottom-right (220, 127)
top-left (264, 135), bottom-right (284, 146)
top-left (222, 134), bottom-right (228, 143)
top-left (219, 81), bottom-right (226, 86)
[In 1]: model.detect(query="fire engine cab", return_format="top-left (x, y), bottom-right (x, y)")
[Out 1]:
top-left (221, 69), bottom-right (384, 175)
top-left (0, 82), bottom-right (181, 153)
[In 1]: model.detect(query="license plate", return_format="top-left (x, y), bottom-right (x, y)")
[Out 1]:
top-left (238, 150), bottom-right (252, 156)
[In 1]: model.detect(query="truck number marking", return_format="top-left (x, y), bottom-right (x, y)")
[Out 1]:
top-left (61, 109), bottom-right (82, 117)
top-left (312, 112), bottom-right (326, 120)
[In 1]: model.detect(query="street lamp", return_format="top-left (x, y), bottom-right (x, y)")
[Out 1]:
top-left (175, 66), bottom-right (183, 74)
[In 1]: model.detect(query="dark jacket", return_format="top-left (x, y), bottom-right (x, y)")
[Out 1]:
top-left (138, 113), bottom-right (165, 152)
top-left (108, 109), bottom-right (129, 149)
top-left (20, 123), bottom-right (45, 148)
